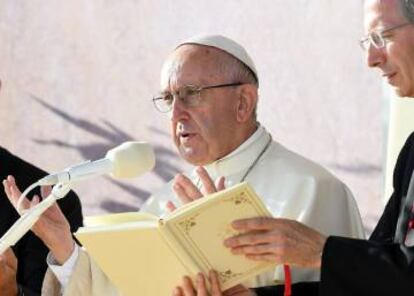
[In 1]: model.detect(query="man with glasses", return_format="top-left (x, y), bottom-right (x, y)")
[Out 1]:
top-left (144, 35), bottom-right (363, 294)
top-left (3, 35), bottom-right (364, 295)
top-left (218, 1), bottom-right (414, 295)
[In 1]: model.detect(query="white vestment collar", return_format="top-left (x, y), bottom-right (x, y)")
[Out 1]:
top-left (194, 125), bottom-right (272, 181)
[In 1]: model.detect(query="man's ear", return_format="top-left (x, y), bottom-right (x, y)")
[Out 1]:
top-left (236, 84), bottom-right (257, 123)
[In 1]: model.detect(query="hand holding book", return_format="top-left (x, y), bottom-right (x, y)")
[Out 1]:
top-left (225, 217), bottom-right (326, 268)
top-left (173, 270), bottom-right (254, 296)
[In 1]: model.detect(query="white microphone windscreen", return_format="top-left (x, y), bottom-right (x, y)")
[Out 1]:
top-left (105, 142), bottom-right (155, 179)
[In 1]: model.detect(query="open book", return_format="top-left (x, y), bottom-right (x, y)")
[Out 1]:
top-left (75, 182), bottom-right (276, 295)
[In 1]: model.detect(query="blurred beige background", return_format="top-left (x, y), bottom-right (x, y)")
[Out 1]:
top-left (0, 0), bottom-right (389, 234)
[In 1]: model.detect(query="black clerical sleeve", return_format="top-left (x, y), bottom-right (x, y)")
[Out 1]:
top-left (319, 132), bottom-right (414, 296)
top-left (253, 282), bottom-right (319, 296)
top-left (370, 132), bottom-right (414, 244)
top-left (320, 236), bottom-right (414, 295)
top-left (0, 147), bottom-right (83, 295)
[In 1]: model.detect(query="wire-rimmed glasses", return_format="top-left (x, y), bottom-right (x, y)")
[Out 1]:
top-left (360, 23), bottom-right (413, 51)
top-left (152, 82), bottom-right (244, 113)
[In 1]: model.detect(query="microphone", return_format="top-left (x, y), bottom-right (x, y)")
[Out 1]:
top-left (0, 142), bottom-right (156, 255)
top-left (37, 141), bottom-right (156, 185)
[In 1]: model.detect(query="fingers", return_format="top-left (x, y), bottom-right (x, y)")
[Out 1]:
top-left (224, 231), bottom-right (287, 264)
top-left (197, 167), bottom-right (226, 195)
top-left (196, 167), bottom-right (216, 195)
top-left (3, 176), bottom-right (28, 211)
top-left (166, 201), bottom-right (177, 212)
top-left (173, 174), bottom-right (202, 204)
top-left (245, 253), bottom-right (279, 262)
top-left (172, 168), bottom-right (226, 208)
top-left (230, 241), bottom-right (281, 255)
top-left (31, 195), bottom-right (41, 207)
top-left (222, 285), bottom-right (250, 296)
top-left (41, 185), bottom-right (52, 199)
top-left (230, 242), bottom-right (284, 263)
top-left (208, 270), bottom-right (222, 296)
top-left (196, 273), bottom-right (209, 296)
top-left (173, 272), bottom-right (222, 296)
top-left (227, 218), bottom-right (327, 268)
top-left (181, 275), bottom-right (196, 296)
top-left (215, 177), bottom-right (225, 191)
top-left (224, 230), bottom-right (279, 248)
top-left (231, 217), bottom-right (282, 231)
top-left (172, 276), bottom-right (197, 296)
top-left (3, 176), bottom-right (17, 202)
top-left (6, 248), bottom-right (17, 271)
top-left (173, 286), bottom-right (184, 296)
top-left (223, 218), bottom-right (290, 265)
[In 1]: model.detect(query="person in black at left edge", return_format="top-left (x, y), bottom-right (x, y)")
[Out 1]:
top-left (0, 79), bottom-right (83, 296)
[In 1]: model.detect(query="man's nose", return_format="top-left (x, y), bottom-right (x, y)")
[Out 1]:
top-left (366, 44), bottom-right (386, 68)
top-left (170, 96), bottom-right (189, 121)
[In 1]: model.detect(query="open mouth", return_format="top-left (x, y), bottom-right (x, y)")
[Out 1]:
top-left (179, 132), bottom-right (196, 143)
top-left (383, 72), bottom-right (396, 81)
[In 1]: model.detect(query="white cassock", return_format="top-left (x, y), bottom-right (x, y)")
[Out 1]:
top-left (142, 125), bottom-right (365, 286)
top-left (42, 125), bottom-right (365, 295)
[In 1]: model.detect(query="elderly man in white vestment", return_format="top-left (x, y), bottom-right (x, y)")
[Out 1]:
top-left (3, 35), bottom-right (364, 295)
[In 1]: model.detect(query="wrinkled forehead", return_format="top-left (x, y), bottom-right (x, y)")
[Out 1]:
top-left (364, 0), bottom-right (405, 31)
top-left (160, 45), bottom-right (225, 91)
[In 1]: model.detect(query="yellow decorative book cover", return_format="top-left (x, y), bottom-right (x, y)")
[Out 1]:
top-left (75, 182), bottom-right (276, 295)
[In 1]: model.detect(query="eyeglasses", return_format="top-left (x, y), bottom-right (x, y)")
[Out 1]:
top-left (359, 23), bottom-right (413, 51)
top-left (152, 82), bottom-right (244, 113)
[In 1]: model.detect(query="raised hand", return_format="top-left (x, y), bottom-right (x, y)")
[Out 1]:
top-left (2, 175), bottom-right (75, 264)
top-left (172, 270), bottom-right (254, 296)
top-left (167, 166), bottom-right (225, 212)
top-left (224, 217), bottom-right (327, 268)
top-left (0, 248), bottom-right (18, 296)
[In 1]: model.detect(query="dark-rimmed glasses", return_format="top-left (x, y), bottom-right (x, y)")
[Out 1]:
top-left (152, 82), bottom-right (244, 113)
top-left (360, 23), bottom-right (413, 51)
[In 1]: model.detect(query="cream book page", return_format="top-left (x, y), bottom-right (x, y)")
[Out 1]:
top-left (162, 182), bottom-right (276, 290)
top-left (75, 212), bottom-right (191, 296)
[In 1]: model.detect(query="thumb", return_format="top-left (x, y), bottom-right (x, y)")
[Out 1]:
top-left (0, 248), bottom-right (18, 271)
